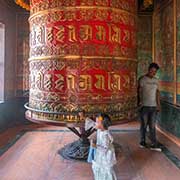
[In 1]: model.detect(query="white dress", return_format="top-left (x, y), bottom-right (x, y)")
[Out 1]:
top-left (92, 129), bottom-right (117, 180)
top-left (85, 117), bottom-right (95, 130)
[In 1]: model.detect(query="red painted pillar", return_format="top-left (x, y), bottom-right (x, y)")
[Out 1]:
top-left (26, 0), bottom-right (137, 124)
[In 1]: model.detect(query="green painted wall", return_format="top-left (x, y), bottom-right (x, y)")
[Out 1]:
top-left (137, 2), bottom-right (180, 139)
top-left (137, 15), bottom-right (152, 78)
top-left (158, 101), bottom-right (180, 138)
top-left (154, 0), bottom-right (180, 138)
top-left (176, 0), bottom-right (180, 104)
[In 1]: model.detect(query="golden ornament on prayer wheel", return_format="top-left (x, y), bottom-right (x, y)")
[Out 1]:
top-left (25, 0), bottom-right (138, 125)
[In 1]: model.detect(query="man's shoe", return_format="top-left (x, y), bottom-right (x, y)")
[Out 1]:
top-left (139, 141), bottom-right (147, 148)
top-left (150, 144), bottom-right (162, 152)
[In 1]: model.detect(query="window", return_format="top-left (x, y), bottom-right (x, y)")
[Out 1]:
top-left (0, 23), bottom-right (5, 102)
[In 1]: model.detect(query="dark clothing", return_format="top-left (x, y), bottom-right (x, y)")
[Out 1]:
top-left (140, 106), bottom-right (157, 145)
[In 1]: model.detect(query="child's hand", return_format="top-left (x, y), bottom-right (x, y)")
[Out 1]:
top-left (91, 143), bottom-right (96, 148)
top-left (90, 139), bottom-right (96, 148)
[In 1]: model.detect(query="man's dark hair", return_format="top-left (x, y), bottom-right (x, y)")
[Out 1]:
top-left (148, 63), bottom-right (160, 70)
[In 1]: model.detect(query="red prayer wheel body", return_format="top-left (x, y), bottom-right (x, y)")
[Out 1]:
top-left (26, 0), bottom-right (137, 124)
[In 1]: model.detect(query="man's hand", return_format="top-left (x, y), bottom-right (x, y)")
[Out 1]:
top-left (156, 105), bottom-right (161, 112)
top-left (138, 102), bottom-right (142, 107)
top-left (156, 89), bottom-right (160, 112)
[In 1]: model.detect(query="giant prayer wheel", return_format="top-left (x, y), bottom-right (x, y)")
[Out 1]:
top-left (26, 0), bottom-right (137, 125)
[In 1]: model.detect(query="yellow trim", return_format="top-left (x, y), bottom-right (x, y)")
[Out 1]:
top-left (15, 0), bottom-right (30, 11)
top-left (28, 55), bottom-right (137, 62)
top-left (157, 126), bottom-right (180, 148)
top-left (173, 0), bottom-right (177, 104)
top-left (29, 6), bottom-right (136, 21)
top-left (152, 12), bottom-right (155, 62)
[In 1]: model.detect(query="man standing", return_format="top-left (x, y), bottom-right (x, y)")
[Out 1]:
top-left (138, 63), bottom-right (161, 151)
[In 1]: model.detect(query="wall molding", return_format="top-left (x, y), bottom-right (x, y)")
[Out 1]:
top-left (157, 125), bottom-right (180, 148)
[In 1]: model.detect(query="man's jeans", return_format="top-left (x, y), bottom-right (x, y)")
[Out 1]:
top-left (140, 106), bottom-right (157, 145)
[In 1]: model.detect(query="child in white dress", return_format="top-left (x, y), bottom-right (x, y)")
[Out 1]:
top-left (92, 113), bottom-right (117, 180)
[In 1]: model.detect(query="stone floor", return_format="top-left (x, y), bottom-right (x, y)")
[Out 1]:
top-left (0, 121), bottom-right (180, 180)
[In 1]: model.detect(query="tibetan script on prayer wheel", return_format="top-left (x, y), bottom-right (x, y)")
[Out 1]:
top-left (26, 0), bottom-right (137, 124)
